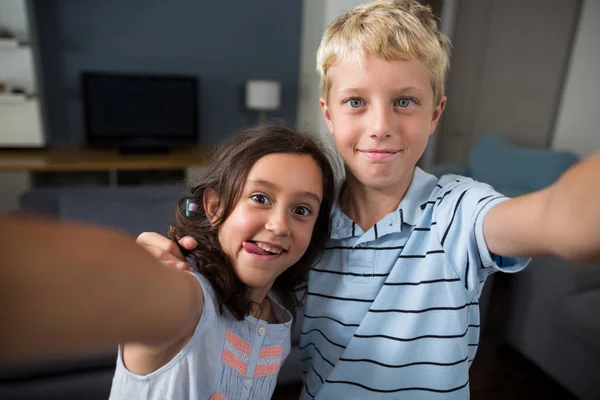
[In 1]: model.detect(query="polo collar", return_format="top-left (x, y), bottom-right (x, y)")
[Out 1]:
top-left (330, 167), bottom-right (438, 240)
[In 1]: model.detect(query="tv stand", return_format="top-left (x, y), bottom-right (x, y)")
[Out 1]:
top-left (118, 145), bottom-right (171, 155)
top-left (0, 146), bottom-right (212, 188)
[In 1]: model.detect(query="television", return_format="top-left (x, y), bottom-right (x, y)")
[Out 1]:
top-left (82, 72), bottom-right (199, 153)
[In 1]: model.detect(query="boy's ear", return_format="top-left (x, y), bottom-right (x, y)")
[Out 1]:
top-left (203, 188), bottom-right (222, 224)
top-left (319, 96), bottom-right (335, 135)
top-left (429, 96), bottom-right (447, 136)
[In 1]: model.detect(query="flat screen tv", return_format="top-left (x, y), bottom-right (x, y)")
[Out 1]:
top-left (82, 72), bottom-right (199, 153)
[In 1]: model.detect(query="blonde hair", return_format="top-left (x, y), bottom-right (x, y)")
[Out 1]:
top-left (317, 0), bottom-right (450, 106)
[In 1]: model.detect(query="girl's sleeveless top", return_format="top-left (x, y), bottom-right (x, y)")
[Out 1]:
top-left (109, 272), bottom-right (292, 400)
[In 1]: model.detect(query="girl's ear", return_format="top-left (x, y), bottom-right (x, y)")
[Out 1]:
top-left (203, 188), bottom-right (222, 224)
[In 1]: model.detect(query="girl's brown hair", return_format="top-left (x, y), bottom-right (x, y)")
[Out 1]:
top-left (169, 122), bottom-right (336, 320)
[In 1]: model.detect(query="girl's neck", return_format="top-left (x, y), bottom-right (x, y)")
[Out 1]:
top-left (340, 169), bottom-right (414, 232)
top-left (249, 296), bottom-right (276, 323)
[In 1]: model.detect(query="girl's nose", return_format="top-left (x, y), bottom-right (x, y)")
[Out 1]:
top-left (265, 211), bottom-right (291, 237)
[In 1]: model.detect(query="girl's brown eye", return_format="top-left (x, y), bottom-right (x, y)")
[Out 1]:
top-left (251, 194), bottom-right (270, 205)
top-left (293, 206), bottom-right (312, 216)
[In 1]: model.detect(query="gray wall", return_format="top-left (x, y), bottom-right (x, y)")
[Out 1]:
top-left (34, 0), bottom-right (302, 146)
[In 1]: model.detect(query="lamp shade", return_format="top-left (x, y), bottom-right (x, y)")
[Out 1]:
top-left (245, 80), bottom-right (281, 111)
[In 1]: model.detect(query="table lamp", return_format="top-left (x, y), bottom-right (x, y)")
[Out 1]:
top-left (245, 80), bottom-right (281, 121)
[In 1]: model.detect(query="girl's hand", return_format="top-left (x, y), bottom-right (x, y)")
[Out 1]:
top-left (136, 232), bottom-right (198, 272)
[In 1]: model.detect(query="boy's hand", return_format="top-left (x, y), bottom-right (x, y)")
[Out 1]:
top-left (136, 232), bottom-right (197, 271)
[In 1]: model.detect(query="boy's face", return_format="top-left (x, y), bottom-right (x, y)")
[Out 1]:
top-left (320, 55), bottom-right (446, 193)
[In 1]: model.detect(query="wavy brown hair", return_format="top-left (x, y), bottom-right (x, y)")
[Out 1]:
top-left (169, 122), bottom-right (336, 320)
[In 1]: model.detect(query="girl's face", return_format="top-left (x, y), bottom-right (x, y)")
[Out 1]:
top-left (208, 153), bottom-right (324, 300)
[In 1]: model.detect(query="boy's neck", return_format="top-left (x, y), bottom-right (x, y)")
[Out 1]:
top-left (340, 169), bottom-right (414, 232)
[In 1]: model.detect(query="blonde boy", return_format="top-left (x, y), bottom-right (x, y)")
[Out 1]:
top-left (140, 0), bottom-right (600, 398)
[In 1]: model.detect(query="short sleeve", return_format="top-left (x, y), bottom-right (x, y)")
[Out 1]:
top-left (432, 175), bottom-right (530, 295)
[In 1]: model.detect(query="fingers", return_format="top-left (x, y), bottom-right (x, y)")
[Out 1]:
top-left (179, 236), bottom-right (198, 251)
top-left (169, 260), bottom-right (194, 272)
top-left (136, 232), bottom-right (184, 259)
top-left (136, 232), bottom-right (194, 271)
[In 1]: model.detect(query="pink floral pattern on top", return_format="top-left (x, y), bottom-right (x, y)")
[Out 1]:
top-left (221, 329), bottom-right (252, 375)
top-left (255, 345), bottom-right (284, 377)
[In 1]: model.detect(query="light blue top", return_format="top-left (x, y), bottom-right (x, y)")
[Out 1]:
top-left (109, 272), bottom-right (292, 400)
top-left (300, 168), bottom-right (530, 399)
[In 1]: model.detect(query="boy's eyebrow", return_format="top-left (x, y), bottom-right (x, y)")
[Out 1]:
top-left (394, 86), bottom-right (427, 94)
top-left (247, 179), bottom-right (322, 204)
top-left (336, 85), bottom-right (426, 96)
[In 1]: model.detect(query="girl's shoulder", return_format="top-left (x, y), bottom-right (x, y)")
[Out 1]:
top-left (186, 271), bottom-right (218, 311)
top-left (263, 292), bottom-right (294, 329)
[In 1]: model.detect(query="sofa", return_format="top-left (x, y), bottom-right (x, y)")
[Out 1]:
top-left (427, 133), bottom-right (599, 400)
top-left (0, 184), bottom-right (304, 399)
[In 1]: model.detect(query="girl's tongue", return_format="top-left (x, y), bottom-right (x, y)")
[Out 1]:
top-left (243, 241), bottom-right (274, 256)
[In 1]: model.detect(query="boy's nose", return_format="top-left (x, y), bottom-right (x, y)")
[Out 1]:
top-left (265, 211), bottom-right (291, 237)
top-left (370, 104), bottom-right (394, 139)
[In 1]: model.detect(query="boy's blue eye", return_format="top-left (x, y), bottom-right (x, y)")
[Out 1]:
top-left (251, 194), bottom-right (270, 205)
top-left (395, 98), bottom-right (415, 108)
top-left (293, 206), bottom-right (312, 216)
top-left (348, 98), bottom-right (363, 108)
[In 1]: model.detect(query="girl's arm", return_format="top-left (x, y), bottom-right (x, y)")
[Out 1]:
top-left (0, 214), bottom-right (203, 368)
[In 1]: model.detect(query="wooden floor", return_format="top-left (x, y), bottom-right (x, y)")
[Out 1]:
top-left (272, 274), bottom-right (579, 400)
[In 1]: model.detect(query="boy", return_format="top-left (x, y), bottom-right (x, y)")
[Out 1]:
top-left (139, 0), bottom-right (600, 398)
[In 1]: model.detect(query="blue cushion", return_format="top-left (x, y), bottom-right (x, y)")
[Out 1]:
top-left (469, 133), bottom-right (579, 194)
top-left (57, 186), bottom-right (185, 237)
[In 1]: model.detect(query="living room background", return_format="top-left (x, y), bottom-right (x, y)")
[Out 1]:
top-left (34, 0), bottom-right (302, 146)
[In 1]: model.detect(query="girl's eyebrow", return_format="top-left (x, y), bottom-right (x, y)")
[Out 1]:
top-left (247, 179), bottom-right (322, 204)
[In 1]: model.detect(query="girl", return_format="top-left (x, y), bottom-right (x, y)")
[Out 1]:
top-left (0, 122), bottom-right (336, 400)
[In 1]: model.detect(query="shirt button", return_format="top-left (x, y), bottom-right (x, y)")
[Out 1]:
top-left (244, 378), bottom-right (253, 389)
top-left (258, 326), bottom-right (266, 336)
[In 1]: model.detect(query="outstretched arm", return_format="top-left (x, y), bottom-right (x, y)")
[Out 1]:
top-left (0, 215), bottom-right (202, 367)
top-left (484, 152), bottom-right (600, 262)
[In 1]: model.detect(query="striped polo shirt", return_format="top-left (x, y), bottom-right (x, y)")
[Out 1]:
top-left (299, 167), bottom-right (530, 399)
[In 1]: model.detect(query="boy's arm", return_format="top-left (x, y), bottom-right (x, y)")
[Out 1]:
top-left (0, 215), bottom-right (203, 366)
top-left (484, 152), bottom-right (600, 262)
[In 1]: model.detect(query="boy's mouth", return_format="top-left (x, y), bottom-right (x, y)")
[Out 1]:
top-left (243, 240), bottom-right (286, 256)
top-left (359, 149), bottom-right (402, 160)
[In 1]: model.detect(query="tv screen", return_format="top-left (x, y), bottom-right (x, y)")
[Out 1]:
top-left (82, 72), bottom-right (199, 150)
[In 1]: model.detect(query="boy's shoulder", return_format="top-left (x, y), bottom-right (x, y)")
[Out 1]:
top-left (391, 169), bottom-right (502, 227)
top-left (400, 169), bottom-right (491, 216)
top-left (329, 169), bottom-right (500, 237)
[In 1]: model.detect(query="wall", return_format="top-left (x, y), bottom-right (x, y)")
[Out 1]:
top-left (34, 0), bottom-right (302, 146)
top-left (296, 0), bottom-right (365, 137)
top-left (296, 0), bottom-right (366, 184)
top-left (434, 0), bottom-right (581, 165)
top-left (552, 0), bottom-right (600, 159)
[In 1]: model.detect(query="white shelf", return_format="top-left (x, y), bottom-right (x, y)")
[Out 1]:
top-left (0, 93), bottom-right (31, 103)
top-left (0, 38), bottom-right (26, 49)
top-left (0, 0), bottom-right (45, 148)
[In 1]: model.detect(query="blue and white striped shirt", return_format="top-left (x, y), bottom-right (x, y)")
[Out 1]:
top-left (300, 168), bottom-right (530, 399)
